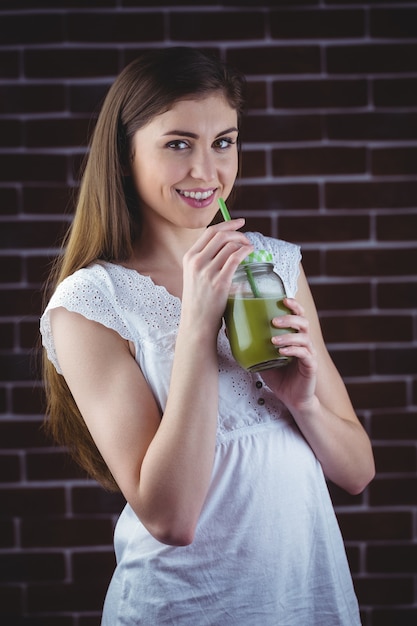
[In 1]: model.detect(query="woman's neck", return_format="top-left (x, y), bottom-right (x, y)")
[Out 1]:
top-left (131, 223), bottom-right (205, 272)
top-left (123, 223), bottom-right (206, 299)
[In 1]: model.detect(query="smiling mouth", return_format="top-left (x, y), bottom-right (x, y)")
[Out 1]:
top-left (178, 189), bottom-right (215, 201)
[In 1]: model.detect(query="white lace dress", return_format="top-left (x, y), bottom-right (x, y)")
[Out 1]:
top-left (40, 232), bottom-right (361, 625)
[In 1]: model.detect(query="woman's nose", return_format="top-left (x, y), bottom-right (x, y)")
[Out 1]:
top-left (190, 149), bottom-right (216, 182)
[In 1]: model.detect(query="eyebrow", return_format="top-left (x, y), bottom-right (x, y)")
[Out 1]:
top-left (162, 127), bottom-right (239, 139)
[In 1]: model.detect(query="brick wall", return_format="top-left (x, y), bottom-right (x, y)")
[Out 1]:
top-left (0, 1), bottom-right (416, 624)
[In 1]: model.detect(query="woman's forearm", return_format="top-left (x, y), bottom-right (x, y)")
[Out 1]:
top-left (135, 321), bottom-right (220, 545)
top-left (290, 395), bottom-right (375, 495)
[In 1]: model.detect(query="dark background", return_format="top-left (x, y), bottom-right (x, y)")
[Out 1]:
top-left (0, 1), bottom-right (416, 624)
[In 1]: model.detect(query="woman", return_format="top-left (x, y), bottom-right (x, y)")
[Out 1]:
top-left (40, 47), bottom-right (375, 624)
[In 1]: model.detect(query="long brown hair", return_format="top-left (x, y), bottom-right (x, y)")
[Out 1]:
top-left (42, 47), bottom-right (246, 491)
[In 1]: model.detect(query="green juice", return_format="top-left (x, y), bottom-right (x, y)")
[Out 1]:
top-left (225, 296), bottom-right (293, 372)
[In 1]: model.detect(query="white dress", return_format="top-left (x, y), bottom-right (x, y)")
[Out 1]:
top-left (40, 232), bottom-right (361, 626)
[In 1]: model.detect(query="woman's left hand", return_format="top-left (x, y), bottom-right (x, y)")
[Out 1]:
top-left (260, 297), bottom-right (318, 413)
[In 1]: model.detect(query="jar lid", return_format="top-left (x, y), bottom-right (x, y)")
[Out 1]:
top-left (240, 249), bottom-right (273, 264)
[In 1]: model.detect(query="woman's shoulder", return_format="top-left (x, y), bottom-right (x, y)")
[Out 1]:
top-left (45, 262), bottom-right (101, 294)
top-left (50, 261), bottom-right (144, 301)
top-left (56, 261), bottom-right (117, 289)
top-left (40, 262), bottom-right (137, 373)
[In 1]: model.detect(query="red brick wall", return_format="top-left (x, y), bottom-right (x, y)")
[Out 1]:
top-left (1, 1), bottom-right (416, 624)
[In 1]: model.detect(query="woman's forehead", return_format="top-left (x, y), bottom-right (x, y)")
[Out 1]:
top-left (144, 94), bottom-right (238, 133)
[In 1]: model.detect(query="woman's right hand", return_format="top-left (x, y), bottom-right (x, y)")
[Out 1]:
top-left (180, 218), bottom-right (254, 332)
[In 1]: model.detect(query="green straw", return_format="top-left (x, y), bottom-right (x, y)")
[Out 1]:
top-left (217, 198), bottom-right (260, 298)
top-left (218, 197), bottom-right (231, 222)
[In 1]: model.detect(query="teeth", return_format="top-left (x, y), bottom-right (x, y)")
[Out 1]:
top-left (180, 190), bottom-right (214, 200)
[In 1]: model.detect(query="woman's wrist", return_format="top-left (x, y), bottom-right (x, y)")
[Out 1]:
top-left (286, 394), bottom-right (321, 423)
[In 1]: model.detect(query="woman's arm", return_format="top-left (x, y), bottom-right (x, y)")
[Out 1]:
top-left (50, 219), bottom-right (253, 546)
top-left (261, 264), bottom-right (375, 494)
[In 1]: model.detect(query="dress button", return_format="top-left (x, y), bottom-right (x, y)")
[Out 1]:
top-left (257, 398), bottom-right (265, 406)
top-left (255, 380), bottom-right (263, 389)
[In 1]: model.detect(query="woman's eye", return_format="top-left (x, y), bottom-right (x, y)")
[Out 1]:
top-left (214, 137), bottom-right (236, 150)
top-left (166, 140), bottom-right (189, 150)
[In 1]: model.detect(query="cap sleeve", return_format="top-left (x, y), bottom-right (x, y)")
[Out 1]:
top-left (40, 267), bottom-right (135, 374)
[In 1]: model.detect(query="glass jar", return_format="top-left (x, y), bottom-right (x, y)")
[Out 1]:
top-left (224, 262), bottom-right (294, 372)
